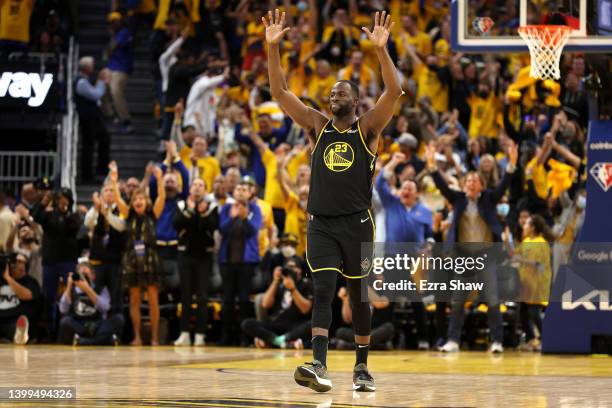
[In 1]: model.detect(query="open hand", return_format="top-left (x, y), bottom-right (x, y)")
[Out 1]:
top-left (362, 11), bottom-right (394, 49)
top-left (262, 9), bottom-right (290, 45)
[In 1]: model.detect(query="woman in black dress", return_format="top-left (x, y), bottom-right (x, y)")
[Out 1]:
top-left (111, 165), bottom-right (166, 345)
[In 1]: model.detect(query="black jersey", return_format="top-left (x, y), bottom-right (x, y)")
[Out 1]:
top-left (307, 119), bottom-right (377, 216)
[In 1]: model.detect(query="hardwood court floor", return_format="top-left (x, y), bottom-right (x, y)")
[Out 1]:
top-left (1, 345), bottom-right (611, 407)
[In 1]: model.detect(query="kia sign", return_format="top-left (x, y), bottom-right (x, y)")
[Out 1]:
top-left (0, 61), bottom-right (62, 111)
top-left (542, 121), bottom-right (612, 354)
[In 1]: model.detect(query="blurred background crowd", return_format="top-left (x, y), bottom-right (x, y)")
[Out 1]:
top-left (0, 0), bottom-right (606, 352)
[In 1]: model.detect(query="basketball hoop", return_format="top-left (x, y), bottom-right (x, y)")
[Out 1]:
top-left (518, 25), bottom-right (572, 80)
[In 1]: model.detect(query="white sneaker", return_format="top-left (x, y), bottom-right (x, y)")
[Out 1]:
top-left (489, 342), bottom-right (504, 353)
top-left (14, 315), bottom-right (29, 345)
top-left (174, 332), bottom-right (191, 346)
top-left (418, 340), bottom-right (430, 350)
top-left (439, 340), bottom-right (459, 352)
top-left (194, 333), bottom-right (205, 347)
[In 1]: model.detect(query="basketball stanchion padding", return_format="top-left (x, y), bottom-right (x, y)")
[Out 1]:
top-left (518, 25), bottom-right (572, 80)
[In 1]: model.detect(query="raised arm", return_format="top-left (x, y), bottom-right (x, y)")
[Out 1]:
top-left (359, 11), bottom-right (403, 148)
top-left (263, 9), bottom-right (328, 144)
top-left (152, 167), bottom-right (166, 219)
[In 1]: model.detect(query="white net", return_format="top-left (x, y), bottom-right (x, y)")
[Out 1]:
top-left (518, 25), bottom-right (572, 80)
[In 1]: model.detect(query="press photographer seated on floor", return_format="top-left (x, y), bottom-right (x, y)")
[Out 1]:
top-left (58, 261), bottom-right (124, 345)
top-left (241, 256), bottom-right (312, 349)
top-left (0, 251), bottom-right (41, 345)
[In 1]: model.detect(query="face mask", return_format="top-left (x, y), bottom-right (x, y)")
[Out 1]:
top-left (576, 195), bottom-right (586, 210)
top-left (281, 245), bottom-right (296, 258)
top-left (479, 90), bottom-right (489, 98)
top-left (497, 203), bottom-right (510, 217)
top-left (299, 199), bottom-right (308, 210)
top-left (297, 1), bottom-right (307, 11)
top-left (330, 46), bottom-right (341, 57)
top-left (428, 64), bottom-right (437, 71)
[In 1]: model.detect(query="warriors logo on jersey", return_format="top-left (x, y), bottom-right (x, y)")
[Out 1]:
top-left (323, 142), bottom-right (354, 172)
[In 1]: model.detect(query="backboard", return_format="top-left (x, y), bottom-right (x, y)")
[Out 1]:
top-left (451, 0), bottom-right (612, 52)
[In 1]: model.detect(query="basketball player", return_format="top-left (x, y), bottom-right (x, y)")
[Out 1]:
top-left (263, 9), bottom-right (402, 392)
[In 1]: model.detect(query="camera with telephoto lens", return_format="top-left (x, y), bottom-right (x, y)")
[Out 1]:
top-left (0, 252), bottom-right (17, 272)
top-left (281, 264), bottom-right (298, 282)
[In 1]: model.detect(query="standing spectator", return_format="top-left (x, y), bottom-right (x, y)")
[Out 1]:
top-left (277, 159), bottom-right (309, 258)
top-left (0, 0), bottom-right (34, 55)
top-left (162, 50), bottom-right (208, 146)
top-left (394, 14), bottom-right (432, 60)
top-left (75, 57), bottom-right (111, 183)
top-left (247, 130), bottom-right (290, 234)
top-left (241, 258), bottom-right (312, 349)
top-left (0, 192), bottom-right (16, 251)
top-left (114, 165), bottom-right (165, 346)
top-left (338, 50), bottom-right (379, 97)
top-left (172, 179), bottom-right (219, 346)
top-left (376, 153), bottom-right (432, 349)
top-left (149, 142), bottom-right (189, 290)
top-left (58, 262), bottom-right (124, 345)
top-left (184, 65), bottom-right (229, 138)
top-left (31, 189), bottom-right (81, 341)
top-left (84, 182), bottom-right (126, 313)
top-left (218, 181), bottom-right (262, 345)
top-left (107, 12), bottom-right (134, 134)
top-left (184, 136), bottom-right (222, 192)
top-left (0, 251), bottom-right (40, 344)
top-left (426, 141), bottom-right (518, 353)
top-left (516, 215), bottom-right (554, 352)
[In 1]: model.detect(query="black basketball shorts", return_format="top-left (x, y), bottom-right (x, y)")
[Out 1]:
top-left (306, 209), bottom-right (375, 279)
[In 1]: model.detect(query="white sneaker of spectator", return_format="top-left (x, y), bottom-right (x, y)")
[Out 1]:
top-left (174, 332), bottom-right (191, 346)
top-left (13, 315), bottom-right (29, 345)
top-left (418, 340), bottom-right (430, 350)
top-left (194, 334), bottom-right (205, 347)
top-left (489, 342), bottom-right (504, 354)
top-left (439, 340), bottom-right (459, 352)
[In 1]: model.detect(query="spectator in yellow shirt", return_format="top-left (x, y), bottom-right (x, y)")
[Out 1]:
top-left (244, 177), bottom-right (276, 259)
top-left (405, 45), bottom-right (450, 114)
top-left (0, 0), bottom-right (34, 52)
top-left (394, 14), bottom-right (432, 61)
top-left (467, 82), bottom-right (501, 140)
top-left (338, 50), bottom-right (378, 97)
top-left (307, 60), bottom-right (336, 111)
top-left (248, 131), bottom-right (289, 233)
top-left (277, 159), bottom-right (309, 258)
top-left (183, 136), bottom-right (221, 193)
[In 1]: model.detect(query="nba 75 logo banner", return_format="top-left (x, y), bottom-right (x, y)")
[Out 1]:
top-left (590, 162), bottom-right (612, 192)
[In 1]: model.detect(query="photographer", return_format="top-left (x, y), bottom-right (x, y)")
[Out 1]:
top-left (84, 181), bottom-right (126, 313)
top-left (58, 261), bottom-right (124, 345)
top-left (31, 188), bottom-right (81, 341)
top-left (0, 251), bottom-right (40, 344)
top-left (172, 179), bottom-right (219, 346)
top-left (241, 257), bottom-right (312, 349)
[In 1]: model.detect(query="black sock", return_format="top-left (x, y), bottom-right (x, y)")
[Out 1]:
top-left (355, 343), bottom-right (369, 367)
top-left (312, 335), bottom-right (328, 367)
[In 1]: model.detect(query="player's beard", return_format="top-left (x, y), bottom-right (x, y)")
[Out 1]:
top-left (331, 102), bottom-right (353, 118)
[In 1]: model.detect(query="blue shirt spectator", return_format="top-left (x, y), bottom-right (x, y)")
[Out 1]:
top-left (107, 27), bottom-right (133, 74)
top-left (375, 169), bottom-right (433, 244)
